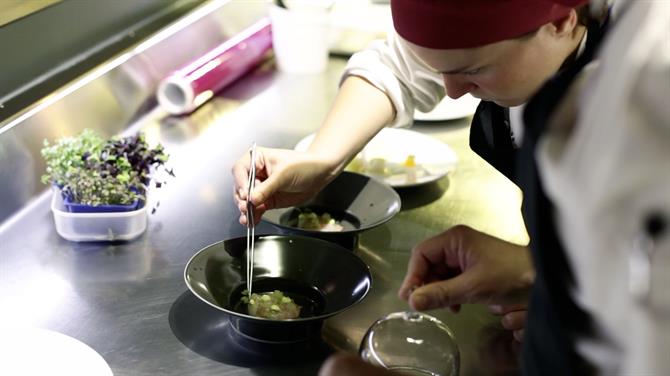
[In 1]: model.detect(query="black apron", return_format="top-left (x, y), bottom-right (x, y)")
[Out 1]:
top-left (468, 19), bottom-right (607, 375)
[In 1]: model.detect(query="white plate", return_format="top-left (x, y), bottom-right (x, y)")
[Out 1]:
top-left (294, 128), bottom-right (457, 188)
top-left (0, 327), bottom-right (113, 376)
top-left (414, 94), bottom-right (480, 121)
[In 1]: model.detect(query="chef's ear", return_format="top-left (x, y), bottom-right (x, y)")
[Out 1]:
top-left (540, 8), bottom-right (580, 40)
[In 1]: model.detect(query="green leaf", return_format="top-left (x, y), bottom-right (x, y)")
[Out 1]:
top-left (41, 129), bottom-right (171, 207)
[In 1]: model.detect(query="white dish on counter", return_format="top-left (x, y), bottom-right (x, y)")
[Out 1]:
top-left (0, 326), bottom-right (113, 376)
top-left (414, 94), bottom-right (480, 122)
top-left (294, 128), bottom-right (457, 188)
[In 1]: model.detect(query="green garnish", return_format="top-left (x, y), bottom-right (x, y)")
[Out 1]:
top-left (244, 290), bottom-right (301, 319)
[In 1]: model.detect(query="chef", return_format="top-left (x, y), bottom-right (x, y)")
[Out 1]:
top-left (232, 0), bottom-right (608, 374)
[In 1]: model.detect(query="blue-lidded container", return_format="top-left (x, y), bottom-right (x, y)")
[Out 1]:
top-left (51, 193), bottom-right (147, 242)
top-left (63, 195), bottom-right (141, 213)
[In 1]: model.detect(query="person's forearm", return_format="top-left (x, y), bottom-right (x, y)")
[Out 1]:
top-left (307, 75), bottom-right (395, 171)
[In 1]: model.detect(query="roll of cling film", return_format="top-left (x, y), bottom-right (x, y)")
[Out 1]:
top-left (157, 18), bottom-right (272, 115)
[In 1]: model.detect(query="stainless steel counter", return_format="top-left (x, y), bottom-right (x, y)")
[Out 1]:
top-left (0, 57), bottom-right (528, 375)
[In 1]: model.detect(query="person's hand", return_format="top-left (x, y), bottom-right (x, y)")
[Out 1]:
top-left (319, 353), bottom-right (400, 376)
top-left (489, 303), bottom-right (528, 342)
top-left (232, 147), bottom-right (339, 225)
top-left (398, 225), bottom-right (534, 312)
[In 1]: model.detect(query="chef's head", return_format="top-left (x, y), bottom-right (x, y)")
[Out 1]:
top-left (391, 0), bottom-right (589, 106)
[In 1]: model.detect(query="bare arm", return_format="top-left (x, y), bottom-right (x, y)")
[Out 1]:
top-left (308, 75), bottom-right (396, 171)
top-left (232, 76), bottom-right (396, 224)
top-left (233, 31), bottom-right (445, 223)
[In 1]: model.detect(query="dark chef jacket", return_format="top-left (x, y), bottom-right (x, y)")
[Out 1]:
top-left (468, 18), bottom-right (608, 376)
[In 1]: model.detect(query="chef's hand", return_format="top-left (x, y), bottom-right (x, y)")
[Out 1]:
top-left (232, 147), bottom-right (339, 225)
top-left (399, 225), bottom-right (534, 313)
top-left (489, 303), bottom-right (528, 342)
top-left (319, 354), bottom-right (400, 376)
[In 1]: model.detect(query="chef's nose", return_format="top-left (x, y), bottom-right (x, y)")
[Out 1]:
top-left (442, 74), bottom-right (476, 99)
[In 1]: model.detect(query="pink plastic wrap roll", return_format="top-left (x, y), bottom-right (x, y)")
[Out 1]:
top-left (157, 18), bottom-right (272, 115)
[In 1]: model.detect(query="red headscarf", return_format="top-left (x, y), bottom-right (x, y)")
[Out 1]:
top-left (391, 0), bottom-right (589, 49)
top-left (549, 0), bottom-right (589, 5)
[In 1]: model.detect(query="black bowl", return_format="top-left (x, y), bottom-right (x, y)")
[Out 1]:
top-left (262, 171), bottom-right (401, 249)
top-left (184, 235), bottom-right (372, 343)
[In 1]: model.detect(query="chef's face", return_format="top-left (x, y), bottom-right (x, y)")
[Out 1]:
top-left (402, 14), bottom-right (582, 107)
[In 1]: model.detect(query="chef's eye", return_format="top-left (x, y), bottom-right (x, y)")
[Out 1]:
top-left (463, 67), bottom-right (483, 76)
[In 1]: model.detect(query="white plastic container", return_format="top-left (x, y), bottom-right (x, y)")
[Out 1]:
top-left (269, 2), bottom-right (331, 74)
top-left (51, 193), bottom-right (147, 242)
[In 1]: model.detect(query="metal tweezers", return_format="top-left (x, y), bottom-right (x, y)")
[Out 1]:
top-left (246, 142), bottom-right (257, 297)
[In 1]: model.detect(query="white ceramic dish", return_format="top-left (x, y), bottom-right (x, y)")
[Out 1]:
top-left (0, 327), bottom-right (113, 376)
top-left (414, 94), bottom-right (480, 122)
top-left (51, 192), bottom-right (147, 242)
top-left (295, 128), bottom-right (457, 188)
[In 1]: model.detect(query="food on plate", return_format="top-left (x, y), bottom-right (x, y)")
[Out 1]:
top-left (403, 154), bottom-right (417, 183)
top-left (366, 158), bottom-right (388, 175)
top-left (241, 290), bottom-right (301, 319)
top-left (297, 210), bottom-right (344, 232)
top-left (346, 156), bottom-right (365, 174)
top-left (403, 154), bottom-right (416, 168)
top-left (346, 154), bottom-right (423, 183)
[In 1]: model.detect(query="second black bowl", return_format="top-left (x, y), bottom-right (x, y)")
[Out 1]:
top-left (262, 171), bottom-right (401, 249)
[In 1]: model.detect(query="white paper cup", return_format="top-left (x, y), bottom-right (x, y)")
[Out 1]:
top-left (269, 3), bottom-right (331, 74)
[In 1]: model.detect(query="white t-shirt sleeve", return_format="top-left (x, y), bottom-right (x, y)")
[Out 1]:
top-left (341, 31), bottom-right (446, 128)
